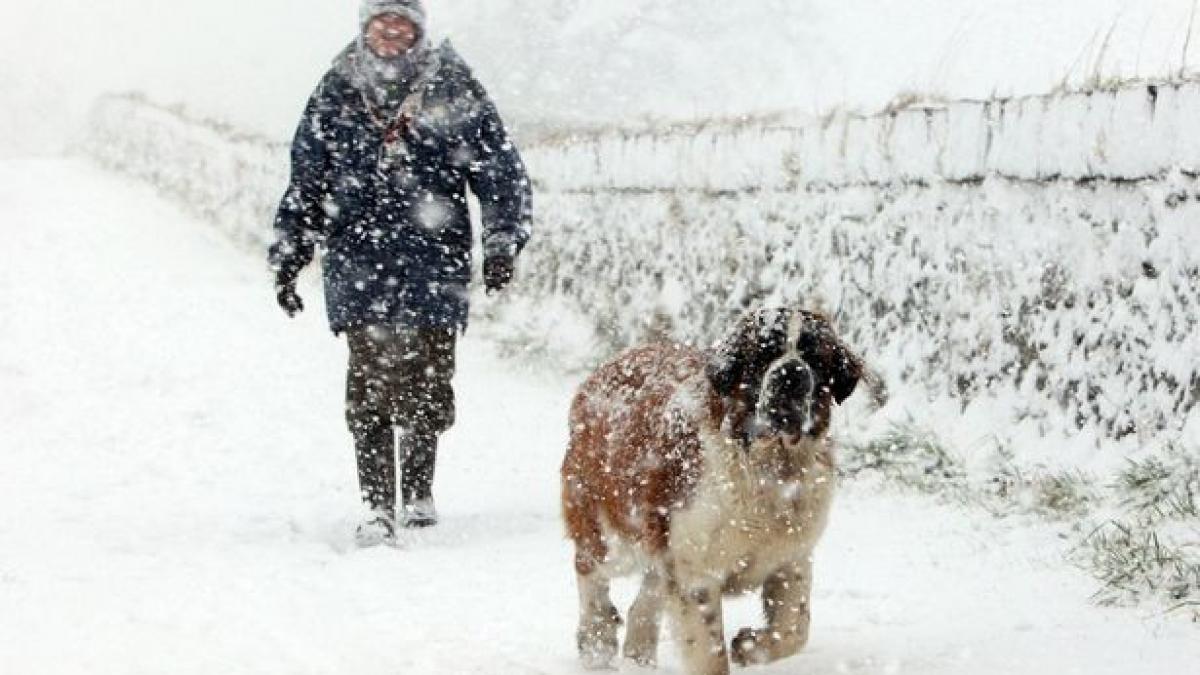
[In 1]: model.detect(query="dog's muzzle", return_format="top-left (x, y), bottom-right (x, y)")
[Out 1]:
top-left (754, 358), bottom-right (816, 437)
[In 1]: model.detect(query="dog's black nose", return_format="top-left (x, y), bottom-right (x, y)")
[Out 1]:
top-left (774, 360), bottom-right (814, 395)
top-left (757, 359), bottom-right (815, 434)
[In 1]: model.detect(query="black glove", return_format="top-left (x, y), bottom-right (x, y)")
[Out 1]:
top-left (275, 274), bottom-right (304, 317)
top-left (484, 256), bottom-right (514, 295)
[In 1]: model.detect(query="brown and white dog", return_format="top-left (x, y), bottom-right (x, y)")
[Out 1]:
top-left (561, 308), bottom-right (863, 675)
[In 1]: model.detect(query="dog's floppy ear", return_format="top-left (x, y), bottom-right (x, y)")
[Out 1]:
top-left (797, 311), bottom-right (863, 404)
top-left (706, 308), bottom-right (789, 397)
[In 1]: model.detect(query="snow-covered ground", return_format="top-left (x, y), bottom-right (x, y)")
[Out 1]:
top-left (1, 160), bottom-right (1196, 673)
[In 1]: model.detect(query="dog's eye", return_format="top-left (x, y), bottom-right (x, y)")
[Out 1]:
top-left (796, 327), bottom-right (825, 355)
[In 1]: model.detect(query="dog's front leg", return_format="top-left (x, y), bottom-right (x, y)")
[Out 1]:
top-left (731, 557), bottom-right (812, 666)
top-left (623, 568), bottom-right (665, 666)
top-left (575, 571), bottom-right (622, 669)
top-left (669, 582), bottom-right (730, 675)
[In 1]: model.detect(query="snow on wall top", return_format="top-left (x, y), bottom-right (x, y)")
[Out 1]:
top-left (525, 83), bottom-right (1200, 192)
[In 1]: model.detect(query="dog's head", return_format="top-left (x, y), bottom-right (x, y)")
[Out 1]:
top-left (707, 308), bottom-right (862, 441)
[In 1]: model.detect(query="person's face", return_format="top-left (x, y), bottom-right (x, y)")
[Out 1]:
top-left (365, 14), bottom-right (419, 58)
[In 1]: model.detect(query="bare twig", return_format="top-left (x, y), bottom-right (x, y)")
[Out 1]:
top-left (1164, 600), bottom-right (1200, 616)
top-left (1088, 16), bottom-right (1123, 89)
top-left (1182, 0), bottom-right (1199, 79)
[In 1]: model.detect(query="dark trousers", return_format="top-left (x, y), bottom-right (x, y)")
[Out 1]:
top-left (345, 325), bottom-right (456, 515)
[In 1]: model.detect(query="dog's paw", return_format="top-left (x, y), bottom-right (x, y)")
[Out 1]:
top-left (623, 645), bottom-right (657, 669)
top-left (579, 653), bottom-right (617, 671)
top-left (730, 627), bottom-right (771, 667)
top-left (577, 619), bottom-right (620, 670)
top-left (578, 639), bottom-right (617, 671)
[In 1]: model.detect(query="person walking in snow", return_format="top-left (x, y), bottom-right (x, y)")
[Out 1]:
top-left (268, 0), bottom-right (532, 546)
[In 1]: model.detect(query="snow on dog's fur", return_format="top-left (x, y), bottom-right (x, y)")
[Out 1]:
top-left (561, 308), bottom-right (863, 675)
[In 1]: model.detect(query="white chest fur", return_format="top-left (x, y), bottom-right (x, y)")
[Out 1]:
top-left (668, 430), bottom-right (835, 593)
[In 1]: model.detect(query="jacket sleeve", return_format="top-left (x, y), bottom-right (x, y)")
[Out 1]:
top-left (268, 81), bottom-right (333, 283)
top-left (464, 82), bottom-right (533, 262)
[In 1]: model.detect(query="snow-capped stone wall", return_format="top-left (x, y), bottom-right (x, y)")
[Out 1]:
top-left (82, 85), bottom-right (1200, 446)
top-left (525, 83), bottom-right (1200, 189)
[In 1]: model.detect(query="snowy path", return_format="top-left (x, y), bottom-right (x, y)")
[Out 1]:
top-left (0, 160), bottom-right (1194, 675)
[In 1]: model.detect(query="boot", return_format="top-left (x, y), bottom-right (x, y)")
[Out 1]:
top-left (400, 430), bottom-right (438, 528)
top-left (403, 498), bottom-right (438, 529)
top-left (353, 423), bottom-right (398, 544)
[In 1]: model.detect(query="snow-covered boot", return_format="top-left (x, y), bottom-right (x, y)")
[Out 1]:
top-left (355, 510), bottom-right (397, 547)
top-left (402, 497), bottom-right (438, 529)
top-left (351, 424), bottom-right (399, 545)
top-left (401, 430), bottom-right (439, 528)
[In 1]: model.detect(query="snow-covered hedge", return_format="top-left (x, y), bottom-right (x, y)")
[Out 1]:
top-left (82, 93), bottom-right (289, 251)
top-left (523, 172), bottom-right (1200, 440)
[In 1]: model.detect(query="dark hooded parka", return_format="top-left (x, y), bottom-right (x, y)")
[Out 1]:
top-left (269, 39), bottom-right (533, 334)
